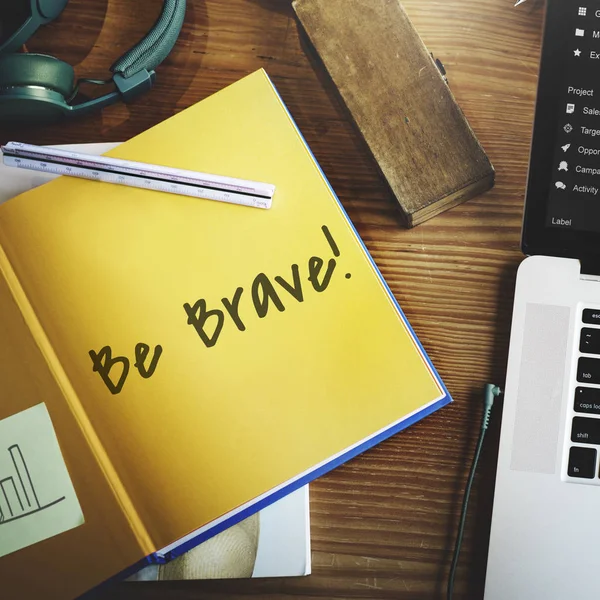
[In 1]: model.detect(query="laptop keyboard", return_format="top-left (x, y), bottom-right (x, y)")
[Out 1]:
top-left (568, 308), bottom-right (600, 479)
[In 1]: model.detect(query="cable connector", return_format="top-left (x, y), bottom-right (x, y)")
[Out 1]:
top-left (483, 384), bottom-right (502, 431)
top-left (447, 383), bottom-right (503, 600)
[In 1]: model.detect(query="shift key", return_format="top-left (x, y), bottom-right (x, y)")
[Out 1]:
top-left (571, 416), bottom-right (600, 444)
top-left (577, 357), bottom-right (600, 383)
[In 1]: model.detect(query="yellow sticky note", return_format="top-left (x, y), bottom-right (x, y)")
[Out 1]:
top-left (0, 404), bottom-right (84, 558)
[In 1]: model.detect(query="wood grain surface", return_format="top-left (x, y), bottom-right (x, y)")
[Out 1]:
top-left (0, 0), bottom-right (546, 598)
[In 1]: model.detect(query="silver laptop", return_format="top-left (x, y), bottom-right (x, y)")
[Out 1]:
top-left (484, 2), bottom-right (600, 598)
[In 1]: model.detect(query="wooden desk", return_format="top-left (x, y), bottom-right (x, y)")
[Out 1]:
top-left (0, 0), bottom-right (544, 597)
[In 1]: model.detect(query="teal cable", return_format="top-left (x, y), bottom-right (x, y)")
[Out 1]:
top-left (447, 384), bottom-right (502, 600)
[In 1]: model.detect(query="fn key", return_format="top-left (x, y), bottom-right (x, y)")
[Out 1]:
top-left (568, 446), bottom-right (597, 479)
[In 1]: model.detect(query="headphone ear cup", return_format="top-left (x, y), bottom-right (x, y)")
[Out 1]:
top-left (0, 53), bottom-right (75, 98)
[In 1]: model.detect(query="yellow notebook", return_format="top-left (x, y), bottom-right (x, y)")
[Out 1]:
top-left (0, 69), bottom-right (450, 599)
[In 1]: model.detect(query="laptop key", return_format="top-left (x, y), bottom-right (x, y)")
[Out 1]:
top-left (580, 328), bottom-right (600, 354)
top-left (577, 357), bottom-right (600, 383)
top-left (571, 416), bottom-right (600, 444)
top-left (583, 309), bottom-right (600, 325)
top-left (574, 387), bottom-right (600, 414)
top-left (567, 446), bottom-right (597, 478)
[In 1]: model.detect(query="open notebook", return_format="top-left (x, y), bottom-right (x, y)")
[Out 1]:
top-left (0, 69), bottom-right (449, 600)
top-left (0, 145), bottom-right (311, 583)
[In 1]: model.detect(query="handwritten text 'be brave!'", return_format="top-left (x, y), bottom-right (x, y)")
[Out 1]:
top-left (89, 225), bottom-right (350, 394)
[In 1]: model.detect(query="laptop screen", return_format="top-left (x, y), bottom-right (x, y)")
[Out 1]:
top-left (522, 0), bottom-right (600, 265)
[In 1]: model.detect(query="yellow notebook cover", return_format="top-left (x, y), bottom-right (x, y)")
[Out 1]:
top-left (0, 69), bottom-right (450, 599)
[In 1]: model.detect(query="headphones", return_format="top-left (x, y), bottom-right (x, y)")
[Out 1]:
top-left (0, 0), bottom-right (186, 124)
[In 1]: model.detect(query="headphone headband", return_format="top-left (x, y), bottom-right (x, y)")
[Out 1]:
top-left (70, 0), bottom-right (186, 114)
top-left (0, 0), bottom-right (186, 122)
top-left (111, 0), bottom-right (186, 79)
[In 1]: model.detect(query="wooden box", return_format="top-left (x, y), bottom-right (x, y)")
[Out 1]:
top-left (293, 0), bottom-right (495, 227)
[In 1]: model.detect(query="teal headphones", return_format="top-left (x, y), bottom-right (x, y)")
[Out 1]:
top-left (0, 0), bottom-right (186, 124)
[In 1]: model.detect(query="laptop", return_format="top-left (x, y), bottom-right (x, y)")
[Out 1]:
top-left (484, 2), bottom-right (600, 598)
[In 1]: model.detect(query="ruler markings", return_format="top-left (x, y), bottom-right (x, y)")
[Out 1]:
top-left (1, 142), bottom-right (275, 210)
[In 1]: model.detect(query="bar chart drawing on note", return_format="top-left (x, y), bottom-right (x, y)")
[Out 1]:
top-left (0, 444), bottom-right (65, 525)
top-left (0, 405), bottom-right (84, 559)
